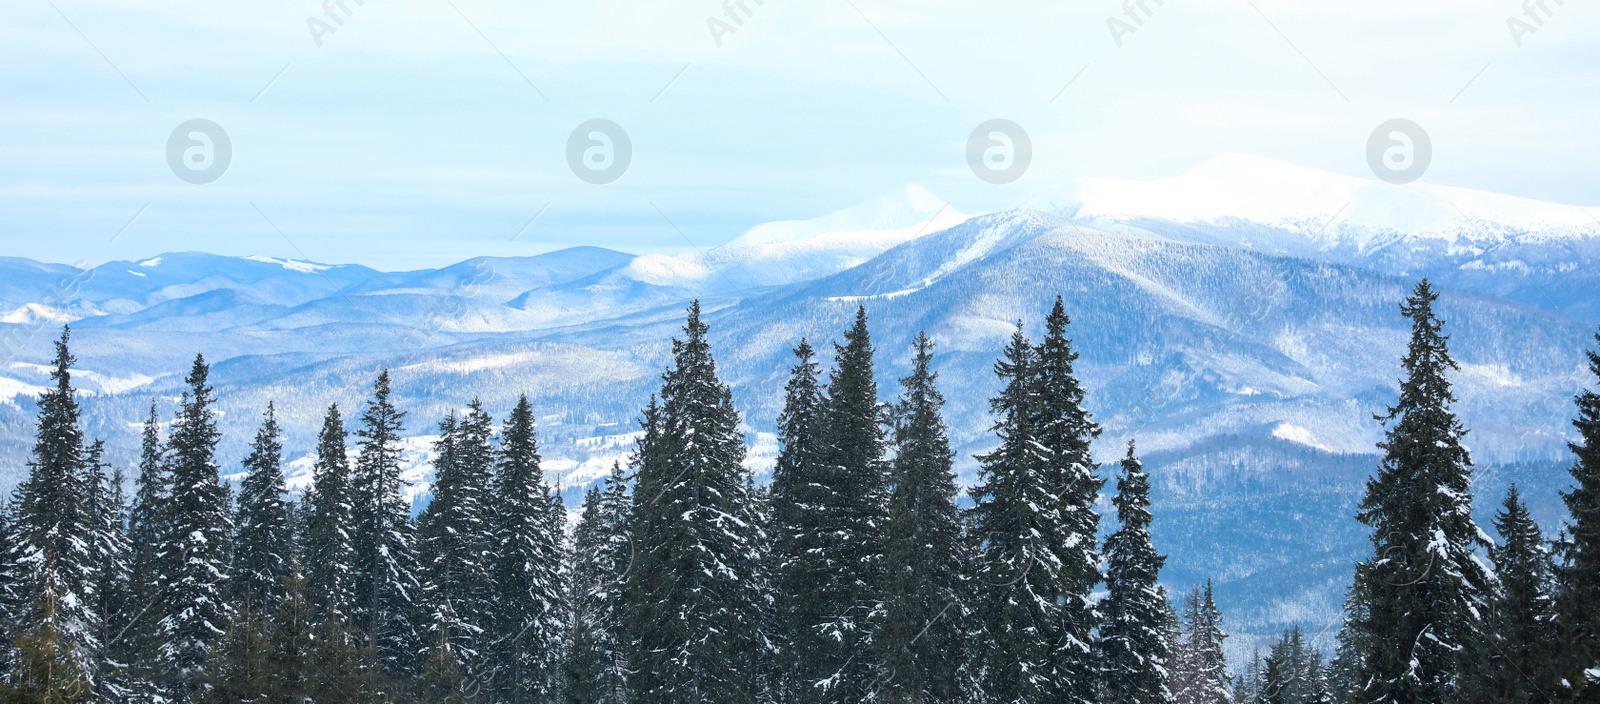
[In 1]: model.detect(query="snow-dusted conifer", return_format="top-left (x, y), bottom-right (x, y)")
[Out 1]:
top-left (1100, 441), bottom-right (1172, 704)
top-left (970, 324), bottom-right (1067, 702)
top-left (1033, 297), bottom-right (1105, 704)
top-left (488, 394), bottom-right (565, 701)
top-left (417, 401), bottom-right (496, 674)
top-left (1345, 280), bottom-right (1490, 702)
top-left (878, 333), bottom-right (968, 703)
top-left (623, 302), bottom-right (763, 703)
top-left (304, 403), bottom-right (357, 626)
top-left (157, 354), bottom-right (235, 701)
top-left (232, 403), bottom-right (293, 611)
top-left (350, 370), bottom-right (423, 674)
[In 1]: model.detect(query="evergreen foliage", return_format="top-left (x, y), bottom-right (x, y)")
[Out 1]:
top-left (810, 306), bottom-right (890, 702)
top-left (1253, 627), bottom-right (1329, 704)
top-left (303, 404), bottom-right (357, 627)
top-left (1345, 280), bottom-right (1490, 702)
top-left (1034, 297), bottom-right (1106, 704)
top-left (157, 354), bottom-right (235, 701)
top-left (350, 370), bottom-right (423, 675)
top-left (8, 328), bottom-right (97, 679)
top-left (878, 332), bottom-right (968, 703)
top-left (488, 394), bottom-right (565, 702)
top-left (622, 302), bottom-right (764, 703)
top-left (1558, 329), bottom-right (1600, 692)
top-left (970, 325), bottom-right (1070, 702)
top-left (232, 404), bottom-right (293, 612)
top-left (766, 338), bottom-right (830, 702)
top-left (1172, 581), bottom-right (1231, 704)
top-left (1100, 441), bottom-right (1172, 704)
top-left (417, 401), bottom-right (496, 674)
top-left (1485, 485), bottom-right (1558, 701)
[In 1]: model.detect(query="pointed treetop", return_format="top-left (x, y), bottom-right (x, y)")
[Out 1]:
top-left (49, 325), bottom-right (74, 391)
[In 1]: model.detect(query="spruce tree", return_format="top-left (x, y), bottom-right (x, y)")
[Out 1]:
top-left (1173, 581), bottom-right (1232, 704)
top-left (488, 394), bottom-right (565, 702)
top-left (551, 462), bottom-right (633, 704)
top-left (1255, 627), bottom-right (1329, 704)
top-left (124, 402), bottom-right (169, 698)
top-left (1558, 328), bottom-right (1600, 690)
top-left (84, 441), bottom-right (132, 700)
top-left (266, 560), bottom-right (313, 704)
top-left (304, 404), bottom-right (357, 626)
top-left (3, 571), bottom-right (93, 704)
top-left (417, 401), bottom-right (496, 675)
top-left (232, 403), bottom-right (293, 612)
top-left (766, 339), bottom-right (830, 702)
top-left (350, 370), bottom-right (423, 675)
top-left (8, 327), bottom-right (98, 678)
top-left (203, 610), bottom-right (272, 704)
top-left (878, 333), bottom-right (968, 703)
top-left (1345, 280), bottom-right (1490, 702)
top-left (812, 306), bottom-right (890, 702)
top-left (415, 630), bottom-right (484, 704)
top-left (157, 354), bottom-right (234, 701)
top-left (563, 485), bottom-right (613, 704)
top-left (1033, 298), bottom-right (1105, 704)
top-left (1100, 441), bottom-right (1172, 704)
top-left (1485, 485), bottom-right (1558, 701)
top-left (622, 301), bottom-right (764, 703)
top-left (970, 325), bottom-right (1066, 702)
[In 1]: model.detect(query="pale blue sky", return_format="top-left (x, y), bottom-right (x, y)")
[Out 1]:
top-left (1, 0), bottom-right (1595, 269)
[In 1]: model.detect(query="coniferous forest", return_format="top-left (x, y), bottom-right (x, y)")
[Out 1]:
top-left (2, 281), bottom-right (1599, 704)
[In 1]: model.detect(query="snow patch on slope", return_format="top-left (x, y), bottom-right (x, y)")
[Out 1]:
top-left (243, 255), bottom-right (332, 274)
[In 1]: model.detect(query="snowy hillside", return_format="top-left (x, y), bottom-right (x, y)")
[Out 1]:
top-left (0, 165), bottom-right (1595, 645)
top-left (1041, 154), bottom-right (1600, 323)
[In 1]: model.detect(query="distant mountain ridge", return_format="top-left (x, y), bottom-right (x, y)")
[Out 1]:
top-left (0, 156), bottom-right (1595, 649)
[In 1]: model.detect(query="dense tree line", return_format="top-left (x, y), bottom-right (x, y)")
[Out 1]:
top-left (0, 282), bottom-right (1595, 703)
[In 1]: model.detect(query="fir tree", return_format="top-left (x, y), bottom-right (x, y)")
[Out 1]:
top-left (623, 301), bottom-right (764, 703)
top-left (1346, 280), bottom-right (1490, 702)
top-left (232, 403), bottom-right (293, 612)
top-left (1485, 485), bottom-right (1558, 701)
top-left (350, 370), bottom-right (423, 675)
top-left (1172, 581), bottom-right (1232, 704)
top-left (417, 401), bottom-right (496, 675)
top-left (488, 394), bottom-right (565, 702)
top-left (563, 485), bottom-right (612, 704)
top-left (766, 339), bottom-right (830, 702)
top-left (1033, 298), bottom-right (1105, 704)
top-left (1558, 328), bottom-right (1600, 691)
top-left (415, 630), bottom-right (484, 704)
top-left (84, 441), bottom-right (132, 700)
top-left (3, 571), bottom-right (92, 704)
top-left (1100, 441), bottom-right (1172, 704)
top-left (589, 462), bottom-right (633, 702)
top-left (204, 609), bottom-right (272, 704)
top-left (1255, 627), bottom-right (1329, 704)
top-left (157, 354), bottom-right (235, 701)
top-left (970, 325), bottom-right (1067, 702)
top-left (123, 402), bottom-right (168, 698)
top-left (814, 306), bottom-right (890, 702)
top-left (303, 404), bottom-right (357, 626)
top-left (266, 560), bottom-right (312, 704)
top-left (8, 328), bottom-right (98, 679)
top-left (878, 333), bottom-right (968, 703)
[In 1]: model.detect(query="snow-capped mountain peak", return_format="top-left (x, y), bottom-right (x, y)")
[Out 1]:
top-left (726, 183), bottom-right (968, 249)
top-left (1054, 153), bottom-right (1600, 251)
